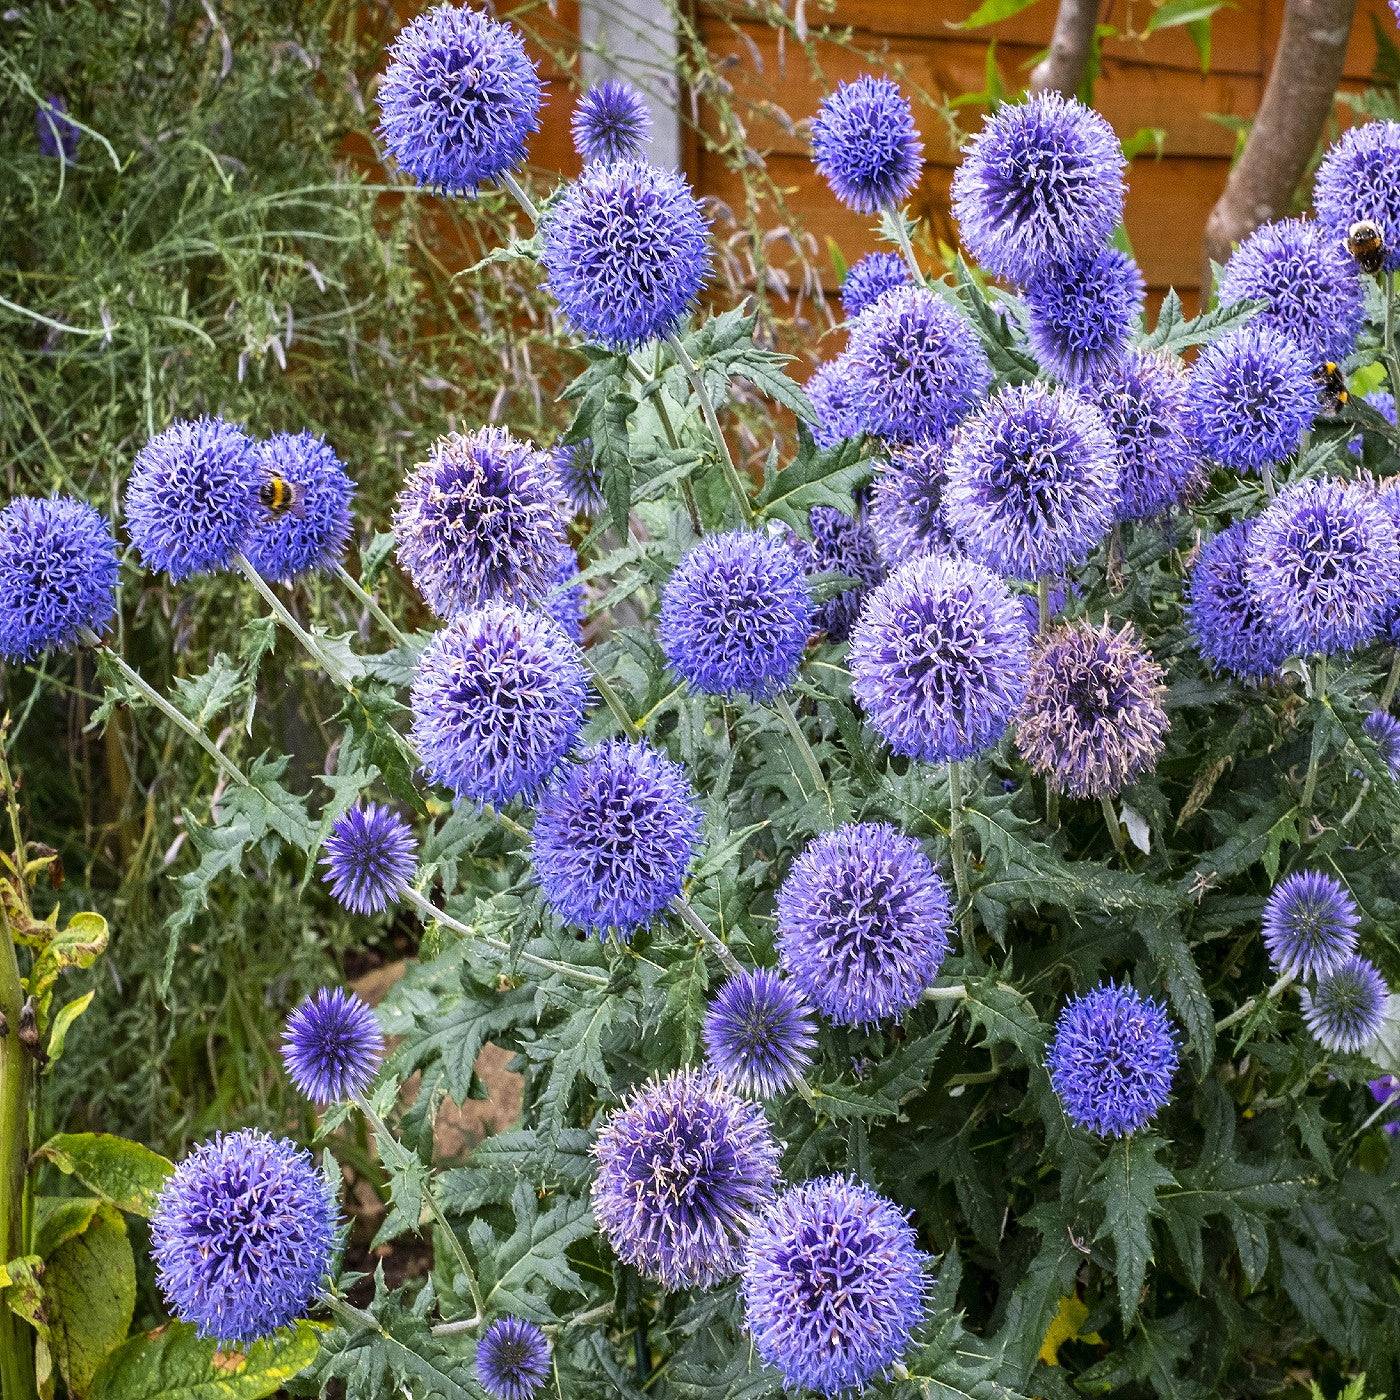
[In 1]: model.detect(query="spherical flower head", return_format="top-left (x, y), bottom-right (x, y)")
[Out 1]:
top-left (840, 250), bottom-right (912, 321)
top-left (1094, 349), bottom-right (1200, 521)
top-left (870, 440), bottom-right (956, 566)
top-left (806, 358), bottom-right (866, 448)
top-left (951, 92), bottom-right (1126, 285)
top-left (1185, 520), bottom-right (1290, 681)
top-left (850, 553), bottom-right (1029, 763)
top-left (1248, 476), bottom-right (1400, 656)
top-left (476, 1317), bottom-right (551, 1400)
top-left (572, 79), bottom-right (651, 165)
top-left (847, 285), bottom-right (991, 444)
top-left (532, 739), bottom-right (700, 938)
top-left (241, 432), bottom-right (355, 583)
top-left (810, 75), bottom-right (924, 215)
top-left (540, 160), bottom-right (712, 350)
top-left (394, 426), bottom-right (565, 618)
top-left (777, 822), bottom-right (953, 1027)
top-left (36, 95), bottom-right (79, 160)
top-left (1313, 120), bottom-right (1400, 275)
top-left (591, 1068), bottom-right (781, 1292)
top-left (1350, 389), bottom-right (1397, 456)
top-left (1261, 869), bottom-right (1360, 981)
top-left (1364, 709), bottom-right (1400, 779)
top-left (704, 968), bottom-right (818, 1098)
top-left (541, 545), bottom-right (584, 642)
top-left (124, 416), bottom-right (260, 580)
top-left (1025, 247), bottom-right (1144, 386)
top-left (320, 802), bottom-right (417, 916)
top-left (660, 530), bottom-right (813, 701)
top-left (151, 1129), bottom-right (337, 1346)
top-left (1047, 982), bottom-right (1178, 1138)
top-left (1016, 619), bottom-right (1168, 800)
top-left (411, 603), bottom-right (589, 806)
top-left (1302, 955), bottom-right (1389, 1054)
top-left (282, 987), bottom-right (384, 1104)
top-left (943, 382), bottom-right (1119, 582)
top-left (377, 3), bottom-right (541, 194)
top-left (742, 1175), bottom-right (928, 1396)
top-left (554, 439), bottom-right (604, 516)
top-left (0, 496), bottom-right (118, 661)
top-left (1187, 323), bottom-right (1315, 475)
top-left (1218, 217), bottom-right (1365, 364)
top-left (805, 506), bottom-right (886, 643)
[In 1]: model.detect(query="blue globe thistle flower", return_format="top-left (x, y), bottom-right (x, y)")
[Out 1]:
top-left (36, 95), bottom-right (79, 160)
top-left (951, 93), bottom-right (1126, 286)
top-left (241, 432), bottom-right (355, 584)
top-left (531, 739), bottom-right (700, 939)
top-left (849, 553), bottom-right (1030, 763)
top-left (0, 496), bottom-right (118, 662)
top-left (840, 250), bottom-right (911, 321)
top-left (703, 968), bottom-right (818, 1098)
top-left (540, 545), bottom-right (585, 642)
top-left (776, 822), bottom-right (954, 1026)
top-left (803, 506), bottom-right (886, 643)
top-left (1046, 982), bottom-right (1179, 1138)
top-left (591, 1069), bottom-right (781, 1292)
top-left (869, 440), bottom-right (956, 565)
top-left (1186, 323), bottom-right (1315, 476)
top-left (1364, 709), bottom-right (1400, 779)
top-left (377, 3), bottom-right (542, 194)
top-left (1248, 476), bottom-right (1400, 656)
top-left (1185, 520), bottom-right (1290, 681)
top-left (540, 160), bottom-right (712, 350)
top-left (742, 1175), bottom-right (928, 1396)
top-left (571, 79), bottom-right (651, 165)
top-left (554, 440), bottom-right (604, 516)
top-left (411, 603), bottom-right (589, 806)
top-left (942, 382), bottom-right (1119, 582)
top-left (847, 286), bottom-right (991, 444)
top-left (660, 530), bottom-right (813, 701)
top-left (1261, 870), bottom-right (1360, 981)
top-left (1218, 217), bottom-right (1365, 365)
top-left (476, 1317), bottom-right (551, 1400)
top-left (806, 358), bottom-right (866, 448)
top-left (124, 417), bottom-right (261, 580)
top-left (282, 987), bottom-right (384, 1104)
top-left (1024, 247), bottom-right (1144, 386)
top-left (1368, 1076), bottom-right (1400, 1134)
top-left (810, 75), bottom-right (924, 215)
top-left (1314, 121), bottom-right (1400, 276)
top-left (1016, 619), bottom-right (1168, 800)
top-left (1302, 955), bottom-right (1389, 1054)
top-left (320, 802), bottom-right (417, 916)
top-left (1350, 389), bottom-right (1396, 456)
top-left (394, 426), bottom-right (566, 618)
top-left (151, 1129), bottom-right (337, 1346)
top-left (1094, 350), bottom-right (1200, 521)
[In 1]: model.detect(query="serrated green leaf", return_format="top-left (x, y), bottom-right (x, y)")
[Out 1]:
top-left (1089, 1133), bottom-right (1176, 1325)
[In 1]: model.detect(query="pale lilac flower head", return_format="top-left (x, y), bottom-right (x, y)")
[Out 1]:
top-left (1261, 870), bottom-right (1360, 981)
top-left (1302, 956), bottom-right (1389, 1054)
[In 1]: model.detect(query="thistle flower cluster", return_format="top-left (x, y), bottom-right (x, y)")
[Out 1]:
top-left (476, 1318), bottom-right (552, 1400)
top-left (803, 505), bottom-right (886, 642)
top-left (840, 250), bottom-right (911, 320)
top-left (703, 968), bottom-right (817, 1098)
top-left (805, 359), bottom-right (866, 448)
top-left (1302, 956), bottom-right (1390, 1054)
top-left (1185, 521), bottom-right (1290, 681)
top-left (1261, 870), bottom-right (1359, 982)
top-left (810, 75), bottom-right (924, 215)
top-left (869, 439), bottom-right (956, 565)
top-left (1024, 247), bottom-right (1144, 385)
top-left (571, 80), bottom-right (651, 165)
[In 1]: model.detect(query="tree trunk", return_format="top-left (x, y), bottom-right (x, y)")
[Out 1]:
top-left (1028, 0), bottom-right (1102, 98)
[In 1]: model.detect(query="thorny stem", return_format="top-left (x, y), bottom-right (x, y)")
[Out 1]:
top-left (671, 894), bottom-right (744, 978)
top-left (665, 333), bottom-right (754, 525)
top-left (1300, 655), bottom-right (1329, 815)
top-left (772, 693), bottom-right (831, 808)
top-left (947, 761), bottom-right (974, 955)
top-left (335, 563), bottom-right (408, 648)
top-left (1216, 972), bottom-right (1294, 1033)
top-left (1382, 649), bottom-right (1400, 712)
top-left (1100, 794), bottom-right (1126, 860)
top-left (882, 200), bottom-right (922, 284)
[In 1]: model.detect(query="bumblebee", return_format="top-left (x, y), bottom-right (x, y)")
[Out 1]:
top-left (1314, 362), bottom-right (1349, 416)
top-left (1345, 220), bottom-right (1386, 276)
top-left (259, 473), bottom-right (307, 519)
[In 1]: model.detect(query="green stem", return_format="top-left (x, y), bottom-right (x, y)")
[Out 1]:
top-left (335, 563), bottom-right (407, 648)
top-left (319, 1288), bottom-right (385, 1335)
top-left (1300, 655), bottom-right (1329, 814)
top-left (671, 894), bottom-right (744, 978)
top-left (947, 761), bottom-right (974, 955)
top-left (882, 200), bottom-right (922, 283)
top-left (1261, 461), bottom-right (1277, 501)
top-left (497, 169), bottom-right (539, 225)
top-left (627, 351), bottom-right (703, 535)
top-left (1216, 972), bottom-right (1293, 1033)
top-left (1036, 581), bottom-right (1059, 831)
top-left (665, 333), bottom-right (754, 525)
top-left (1383, 648), bottom-right (1400, 712)
top-left (921, 983), bottom-right (969, 1002)
top-left (1100, 794), bottom-right (1126, 860)
top-left (238, 553), bottom-right (353, 688)
top-left (579, 650), bottom-right (641, 739)
top-left (1384, 268), bottom-right (1399, 404)
top-left (772, 693), bottom-right (830, 807)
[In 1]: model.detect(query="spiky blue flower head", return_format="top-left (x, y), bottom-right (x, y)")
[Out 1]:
top-left (1314, 120), bottom-right (1400, 275)
top-left (803, 506), bottom-right (885, 643)
top-left (0, 497), bottom-right (118, 662)
top-left (850, 553), bottom-right (1029, 763)
top-left (1016, 619), bottom-right (1168, 800)
top-left (377, 3), bottom-right (542, 194)
top-left (241, 433), bottom-right (355, 583)
top-left (320, 802), bottom-right (417, 916)
top-left (1364, 709), bottom-right (1400, 779)
top-left (742, 1175), bottom-right (928, 1396)
top-left (703, 969), bottom-right (818, 1098)
top-left (806, 358), bottom-right (867, 448)
top-left (776, 822), bottom-right (954, 1027)
top-left (1248, 476), bottom-right (1400, 656)
top-left (393, 426), bottom-right (565, 618)
top-left (282, 987), bottom-right (384, 1104)
top-left (1185, 520), bottom-right (1290, 681)
top-left (540, 159), bottom-right (712, 350)
top-left (1186, 323), bottom-right (1316, 475)
top-left (591, 1068), bottom-right (781, 1292)
top-left (869, 440), bottom-right (956, 566)
top-left (1024, 247), bottom-right (1144, 386)
top-left (411, 603), bottom-right (589, 806)
top-left (951, 92), bottom-right (1126, 286)
top-left (476, 1317), bottom-right (551, 1400)
top-left (1350, 389), bottom-right (1397, 456)
top-left (36, 95), bottom-right (79, 160)
top-left (554, 440), bottom-right (604, 516)
top-left (151, 1129), bottom-right (337, 1346)
top-left (942, 382), bottom-right (1119, 582)
top-left (1218, 217), bottom-right (1365, 365)
top-left (572, 79), bottom-right (651, 166)
top-left (1094, 349), bottom-right (1200, 521)
top-left (840, 251), bottom-right (912, 321)
top-left (1261, 869), bottom-right (1360, 981)
top-left (810, 75), bottom-right (924, 215)
top-left (124, 416), bottom-right (261, 580)
top-left (660, 530), bottom-right (813, 701)
top-left (847, 285), bottom-right (991, 444)
top-left (1047, 982), bottom-right (1178, 1138)
top-left (1302, 955), bottom-right (1389, 1054)
top-left (541, 545), bottom-right (584, 642)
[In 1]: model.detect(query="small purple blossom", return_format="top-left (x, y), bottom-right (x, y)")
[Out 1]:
top-left (554, 440), bottom-right (605, 516)
top-left (320, 802), bottom-right (417, 916)
top-left (540, 545), bottom-right (585, 642)
top-left (1302, 955), bottom-right (1389, 1054)
top-left (35, 96), bottom-right (79, 160)
top-left (805, 358), bottom-right (866, 448)
top-left (1368, 1076), bottom-right (1400, 1134)
top-left (476, 1318), bottom-right (551, 1400)
top-left (242, 432), bottom-right (355, 583)
top-left (1313, 120), bottom-right (1400, 275)
top-left (703, 968), bottom-right (818, 1098)
top-left (1364, 709), bottom-right (1400, 779)
top-left (1261, 870), bottom-right (1360, 981)
top-left (810, 75), bottom-right (924, 215)
top-left (1185, 520), bottom-right (1290, 681)
top-left (840, 250), bottom-right (911, 320)
top-left (571, 79), bottom-right (651, 165)
top-left (869, 440), bottom-right (956, 565)
top-left (1024, 247), bottom-right (1144, 385)
top-left (282, 987), bottom-right (384, 1104)
top-left (802, 506), bottom-right (886, 642)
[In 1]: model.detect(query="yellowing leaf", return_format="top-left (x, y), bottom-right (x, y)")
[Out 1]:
top-left (1038, 1292), bottom-right (1102, 1366)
